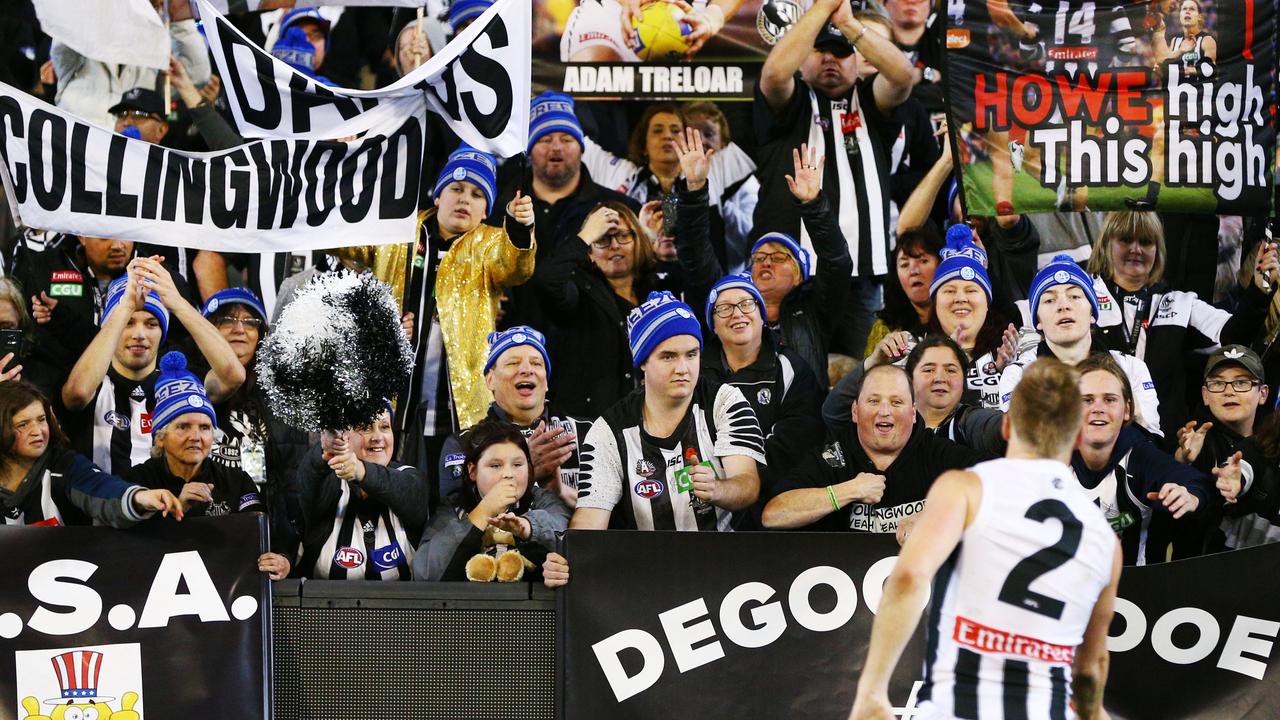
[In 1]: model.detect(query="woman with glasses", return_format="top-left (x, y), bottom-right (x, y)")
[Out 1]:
top-left (699, 273), bottom-right (825, 528)
top-left (201, 288), bottom-right (310, 556)
top-left (532, 199), bottom-right (679, 419)
top-left (1086, 210), bottom-right (1277, 439)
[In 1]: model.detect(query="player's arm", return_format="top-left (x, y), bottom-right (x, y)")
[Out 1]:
top-left (831, 11), bottom-right (913, 112)
top-left (1072, 540), bottom-right (1122, 720)
top-left (683, 0), bottom-right (750, 56)
top-left (851, 470), bottom-right (979, 714)
top-left (759, 0), bottom-right (841, 111)
top-left (701, 454), bottom-right (759, 511)
top-left (569, 507), bottom-right (612, 529)
top-left (986, 0), bottom-right (1037, 39)
top-left (1200, 35), bottom-right (1217, 63)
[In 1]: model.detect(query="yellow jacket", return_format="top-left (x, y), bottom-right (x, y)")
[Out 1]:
top-left (338, 209), bottom-right (535, 429)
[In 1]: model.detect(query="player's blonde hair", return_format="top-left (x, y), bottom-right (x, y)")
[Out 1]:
top-left (1008, 358), bottom-right (1083, 457)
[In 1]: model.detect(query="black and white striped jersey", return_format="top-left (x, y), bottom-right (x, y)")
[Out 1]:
top-left (576, 379), bottom-right (766, 531)
top-left (919, 458), bottom-right (1114, 720)
top-left (65, 367), bottom-right (159, 477)
top-left (307, 475), bottom-right (417, 581)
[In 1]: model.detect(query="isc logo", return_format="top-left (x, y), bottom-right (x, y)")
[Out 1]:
top-left (635, 480), bottom-right (664, 499)
top-left (334, 547), bottom-right (365, 569)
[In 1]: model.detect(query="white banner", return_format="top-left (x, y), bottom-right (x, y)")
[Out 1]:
top-left (32, 0), bottom-right (169, 70)
top-left (205, 0), bottom-right (425, 11)
top-left (0, 83), bottom-right (424, 251)
top-left (196, 0), bottom-right (529, 157)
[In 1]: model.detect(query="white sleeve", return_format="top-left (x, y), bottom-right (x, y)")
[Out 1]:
top-left (997, 362), bottom-right (1026, 413)
top-left (574, 419), bottom-right (625, 512)
top-left (582, 135), bottom-right (640, 196)
top-left (1186, 294), bottom-right (1232, 344)
top-left (713, 385), bottom-right (767, 465)
top-left (1115, 351), bottom-right (1163, 437)
top-left (171, 19), bottom-right (211, 86)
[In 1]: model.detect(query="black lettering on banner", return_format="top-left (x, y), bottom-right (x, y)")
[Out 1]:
top-left (338, 137), bottom-right (381, 223)
top-left (288, 74), bottom-right (370, 135)
top-left (0, 95), bottom-right (27, 202)
top-left (69, 123), bottom-right (102, 214)
top-left (459, 17), bottom-right (513, 139)
top-left (250, 140), bottom-right (304, 229)
top-left (161, 154), bottom-right (207, 224)
top-left (29, 108), bottom-right (67, 211)
top-left (218, 17), bottom-right (282, 131)
top-left (140, 144), bottom-right (165, 220)
top-left (303, 142), bottom-right (344, 226)
top-left (997, 499), bottom-right (1082, 620)
top-left (378, 117), bottom-right (422, 219)
top-left (105, 134), bottom-right (139, 217)
top-left (210, 148), bottom-right (251, 229)
top-left (423, 65), bottom-right (460, 122)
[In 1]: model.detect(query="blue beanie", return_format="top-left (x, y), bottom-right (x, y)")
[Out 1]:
top-left (151, 351), bottom-right (217, 436)
top-left (529, 91), bottom-right (585, 151)
top-left (628, 291), bottom-right (702, 367)
top-left (432, 145), bottom-right (497, 212)
top-left (1030, 254), bottom-right (1100, 322)
top-left (930, 225), bottom-right (992, 300)
top-left (750, 232), bottom-right (811, 282)
top-left (449, 0), bottom-right (493, 32)
top-left (102, 274), bottom-right (169, 344)
top-left (705, 272), bottom-right (765, 327)
top-left (202, 287), bottom-right (269, 328)
top-left (484, 325), bottom-right (551, 377)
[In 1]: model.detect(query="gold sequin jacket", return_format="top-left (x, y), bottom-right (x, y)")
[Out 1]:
top-left (338, 209), bottom-right (535, 429)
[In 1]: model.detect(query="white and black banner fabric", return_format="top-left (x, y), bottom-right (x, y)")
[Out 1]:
top-left (196, 0), bottom-right (530, 157)
top-left (0, 83), bottom-right (425, 251)
top-left (0, 515), bottom-right (271, 719)
top-left (559, 531), bottom-right (1280, 720)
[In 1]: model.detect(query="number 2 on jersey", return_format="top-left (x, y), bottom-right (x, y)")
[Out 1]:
top-left (997, 499), bottom-right (1083, 620)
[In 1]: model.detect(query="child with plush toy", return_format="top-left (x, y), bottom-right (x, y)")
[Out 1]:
top-left (413, 420), bottom-right (570, 582)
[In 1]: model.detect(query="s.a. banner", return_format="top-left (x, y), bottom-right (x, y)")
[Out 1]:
top-left (0, 83), bottom-right (423, 251)
top-left (944, 0), bottom-right (1275, 215)
top-left (196, 0), bottom-right (529, 156)
top-left (559, 531), bottom-right (1280, 720)
top-left (0, 514), bottom-right (270, 719)
top-left (533, 0), bottom-right (800, 100)
top-left (560, 531), bottom-right (924, 719)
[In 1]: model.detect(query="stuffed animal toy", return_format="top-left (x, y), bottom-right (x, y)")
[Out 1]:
top-left (466, 526), bottom-right (535, 582)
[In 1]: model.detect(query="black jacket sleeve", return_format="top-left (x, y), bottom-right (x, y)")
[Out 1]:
top-left (361, 461), bottom-right (430, 545)
top-left (766, 355), bottom-right (827, 472)
top-left (675, 179), bottom-right (727, 331)
top-left (1131, 438), bottom-right (1210, 508)
top-left (1216, 284), bottom-right (1271, 347)
top-left (531, 233), bottom-right (588, 314)
top-left (798, 192), bottom-right (853, 333)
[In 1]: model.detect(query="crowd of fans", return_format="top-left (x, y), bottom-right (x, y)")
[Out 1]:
top-left (1, 0), bottom-right (1278, 591)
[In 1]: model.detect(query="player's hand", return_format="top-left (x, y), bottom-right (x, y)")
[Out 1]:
top-left (846, 473), bottom-right (886, 505)
top-left (848, 691), bottom-right (894, 720)
top-left (489, 511), bottom-right (533, 541)
top-left (528, 420), bottom-right (575, 483)
top-left (1212, 451), bottom-right (1244, 504)
top-left (1147, 483), bottom-right (1199, 519)
top-left (258, 552), bottom-right (291, 580)
top-left (689, 463), bottom-right (720, 504)
top-left (682, 3), bottom-right (725, 58)
top-left (866, 330), bottom-right (914, 368)
top-left (0, 352), bottom-right (23, 383)
top-left (135, 488), bottom-right (185, 521)
top-left (507, 190), bottom-right (535, 227)
top-left (32, 291), bottom-right (57, 324)
top-left (785, 143), bottom-right (824, 204)
top-left (1253, 241), bottom-right (1278, 293)
top-left (543, 551), bottom-right (570, 588)
top-left (1174, 420), bottom-right (1211, 464)
top-left (579, 206), bottom-right (622, 245)
top-left (619, 0), bottom-right (646, 44)
top-left (673, 126), bottom-right (714, 191)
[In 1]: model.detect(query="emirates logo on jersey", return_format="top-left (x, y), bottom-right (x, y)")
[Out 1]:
top-left (1047, 46), bottom-right (1099, 60)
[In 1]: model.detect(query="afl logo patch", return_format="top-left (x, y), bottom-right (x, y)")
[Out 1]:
top-left (635, 479), bottom-right (664, 499)
top-left (334, 547), bottom-right (365, 569)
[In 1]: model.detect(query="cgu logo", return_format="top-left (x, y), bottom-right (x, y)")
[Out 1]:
top-left (334, 547), bottom-right (365, 569)
top-left (635, 480), bottom-right (664, 499)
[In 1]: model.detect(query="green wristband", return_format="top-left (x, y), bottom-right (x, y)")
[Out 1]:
top-left (826, 485), bottom-right (840, 511)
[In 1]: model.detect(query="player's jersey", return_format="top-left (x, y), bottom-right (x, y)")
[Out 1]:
top-left (918, 458), bottom-right (1114, 720)
top-left (1020, 0), bottom-right (1137, 73)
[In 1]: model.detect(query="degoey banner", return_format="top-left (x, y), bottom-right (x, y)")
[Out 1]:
top-left (0, 515), bottom-right (271, 720)
top-left (559, 531), bottom-right (1280, 720)
top-left (943, 0), bottom-right (1276, 216)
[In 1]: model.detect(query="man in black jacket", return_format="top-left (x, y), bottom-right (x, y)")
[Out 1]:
top-left (763, 364), bottom-right (988, 534)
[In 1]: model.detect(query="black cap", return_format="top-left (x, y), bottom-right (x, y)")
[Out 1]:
top-left (1204, 345), bottom-right (1265, 382)
top-left (108, 87), bottom-right (165, 117)
top-left (814, 22), bottom-right (855, 55)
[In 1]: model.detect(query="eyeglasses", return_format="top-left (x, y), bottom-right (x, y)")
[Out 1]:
top-left (712, 298), bottom-right (758, 318)
top-left (751, 251), bottom-right (794, 266)
top-left (115, 109), bottom-right (162, 123)
top-left (215, 316), bottom-right (264, 330)
top-left (1204, 378), bottom-right (1260, 393)
top-left (590, 232), bottom-right (636, 250)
